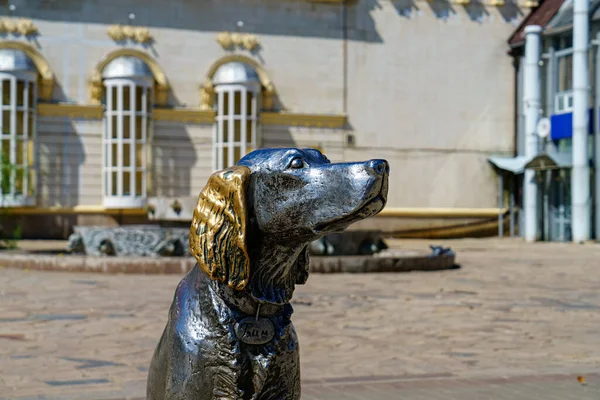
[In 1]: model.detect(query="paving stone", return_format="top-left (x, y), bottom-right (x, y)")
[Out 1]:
top-left (1, 238), bottom-right (600, 399)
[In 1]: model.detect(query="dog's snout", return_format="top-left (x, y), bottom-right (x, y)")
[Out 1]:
top-left (366, 159), bottom-right (389, 176)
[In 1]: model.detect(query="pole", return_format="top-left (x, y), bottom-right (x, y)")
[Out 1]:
top-left (524, 26), bottom-right (542, 242)
top-left (510, 175), bottom-right (516, 237)
top-left (543, 171), bottom-right (550, 240)
top-left (572, 0), bottom-right (590, 243)
top-left (545, 48), bottom-right (557, 154)
top-left (498, 172), bottom-right (504, 238)
top-left (595, 32), bottom-right (600, 240)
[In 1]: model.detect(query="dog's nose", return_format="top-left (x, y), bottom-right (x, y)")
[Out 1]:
top-left (366, 159), bottom-right (389, 176)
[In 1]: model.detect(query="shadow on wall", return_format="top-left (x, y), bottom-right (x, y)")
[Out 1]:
top-left (261, 127), bottom-right (296, 149)
top-left (13, 0), bottom-right (524, 47)
top-left (166, 89), bottom-right (183, 109)
top-left (388, 0), bottom-right (523, 24)
top-left (17, 0), bottom-right (359, 41)
top-left (6, 123), bottom-right (199, 240)
top-left (50, 77), bottom-right (70, 104)
top-left (260, 123), bottom-right (352, 159)
top-left (152, 123), bottom-right (197, 198)
top-left (37, 119), bottom-right (85, 209)
top-left (0, 113), bottom-right (86, 239)
top-left (495, 2), bottom-right (523, 24)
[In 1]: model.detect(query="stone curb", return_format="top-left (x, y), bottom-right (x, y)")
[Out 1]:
top-left (0, 252), bottom-right (456, 275)
top-left (309, 254), bottom-right (456, 273)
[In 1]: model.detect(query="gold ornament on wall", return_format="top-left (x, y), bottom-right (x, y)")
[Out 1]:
top-left (89, 70), bottom-right (103, 105)
top-left (199, 83), bottom-right (215, 111)
top-left (241, 35), bottom-right (259, 51)
top-left (134, 27), bottom-right (153, 44)
top-left (89, 48), bottom-right (169, 107)
top-left (1, 19), bottom-right (16, 34)
top-left (0, 18), bottom-right (39, 36)
top-left (39, 79), bottom-right (54, 102)
top-left (107, 25), bottom-right (125, 41)
top-left (262, 84), bottom-right (275, 111)
top-left (216, 32), bottom-right (234, 49)
top-left (107, 25), bottom-right (154, 44)
top-left (121, 25), bottom-right (134, 38)
top-left (17, 19), bottom-right (38, 36)
top-left (0, 41), bottom-right (56, 101)
top-left (215, 32), bottom-right (260, 51)
top-left (522, 0), bottom-right (539, 6)
top-left (230, 33), bottom-right (242, 47)
top-left (155, 85), bottom-right (168, 106)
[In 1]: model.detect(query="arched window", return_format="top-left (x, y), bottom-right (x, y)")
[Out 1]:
top-left (0, 49), bottom-right (37, 207)
top-left (102, 56), bottom-right (152, 208)
top-left (212, 62), bottom-right (260, 170)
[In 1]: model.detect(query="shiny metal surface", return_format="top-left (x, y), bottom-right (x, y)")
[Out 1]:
top-left (0, 49), bottom-right (36, 73)
top-left (147, 148), bottom-right (389, 399)
top-left (212, 61), bottom-right (260, 85)
top-left (102, 55), bottom-right (153, 80)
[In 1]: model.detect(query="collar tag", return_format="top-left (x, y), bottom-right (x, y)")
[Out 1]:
top-left (235, 317), bottom-right (275, 345)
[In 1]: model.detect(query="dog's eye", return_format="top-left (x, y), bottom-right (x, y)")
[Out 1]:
top-left (289, 158), bottom-right (304, 169)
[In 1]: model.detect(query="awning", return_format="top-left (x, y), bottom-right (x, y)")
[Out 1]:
top-left (488, 155), bottom-right (531, 174)
top-left (524, 152), bottom-right (572, 171)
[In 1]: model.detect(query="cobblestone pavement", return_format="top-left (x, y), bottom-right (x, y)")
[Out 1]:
top-left (2, 238), bottom-right (600, 399)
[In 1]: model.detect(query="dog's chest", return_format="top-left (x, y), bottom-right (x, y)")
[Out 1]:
top-left (201, 286), bottom-right (298, 398)
top-left (207, 323), bottom-right (292, 400)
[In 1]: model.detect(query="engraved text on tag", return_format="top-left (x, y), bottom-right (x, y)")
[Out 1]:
top-left (235, 317), bottom-right (275, 345)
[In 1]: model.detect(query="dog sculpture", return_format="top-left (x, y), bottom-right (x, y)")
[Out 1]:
top-left (147, 148), bottom-right (389, 400)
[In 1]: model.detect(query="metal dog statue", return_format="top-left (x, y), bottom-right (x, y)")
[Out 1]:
top-left (147, 148), bottom-right (389, 399)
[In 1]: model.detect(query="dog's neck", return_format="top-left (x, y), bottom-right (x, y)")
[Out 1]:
top-left (206, 241), bottom-right (306, 317)
top-left (246, 240), bottom-right (306, 306)
top-left (208, 277), bottom-right (286, 317)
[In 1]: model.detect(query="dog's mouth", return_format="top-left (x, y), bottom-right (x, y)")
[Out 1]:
top-left (312, 177), bottom-right (388, 234)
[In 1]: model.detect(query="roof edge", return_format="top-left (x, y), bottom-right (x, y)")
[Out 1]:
top-left (507, 0), bottom-right (566, 47)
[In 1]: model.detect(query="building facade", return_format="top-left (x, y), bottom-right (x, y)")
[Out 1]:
top-left (504, 0), bottom-right (600, 241)
top-left (0, 0), bottom-right (529, 239)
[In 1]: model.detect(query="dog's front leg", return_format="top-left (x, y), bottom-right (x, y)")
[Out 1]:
top-left (249, 352), bottom-right (275, 400)
top-left (249, 327), bottom-right (301, 400)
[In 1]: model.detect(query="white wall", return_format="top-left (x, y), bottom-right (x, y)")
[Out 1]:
top-left (16, 0), bottom-right (524, 209)
top-left (346, 0), bottom-right (521, 207)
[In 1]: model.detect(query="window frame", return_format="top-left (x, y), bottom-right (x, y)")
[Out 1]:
top-left (213, 82), bottom-right (260, 171)
top-left (102, 76), bottom-right (152, 209)
top-left (0, 70), bottom-right (37, 207)
top-left (554, 48), bottom-right (574, 114)
top-left (552, 45), bottom-right (594, 115)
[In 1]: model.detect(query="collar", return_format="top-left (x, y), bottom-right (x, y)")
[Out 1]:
top-left (207, 274), bottom-right (290, 319)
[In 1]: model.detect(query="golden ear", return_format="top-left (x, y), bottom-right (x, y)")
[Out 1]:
top-left (189, 166), bottom-right (251, 290)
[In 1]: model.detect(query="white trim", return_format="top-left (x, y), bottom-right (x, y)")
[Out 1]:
top-left (555, 47), bottom-right (574, 58)
top-left (241, 85), bottom-right (247, 157)
top-left (103, 196), bottom-right (147, 209)
top-left (0, 195), bottom-right (35, 207)
top-left (0, 71), bottom-right (36, 207)
top-left (102, 76), bottom-right (152, 209)
top-left (213, 82), bottom-right (260, 170)
top-left (555, 90), bottom-right (574, 114)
